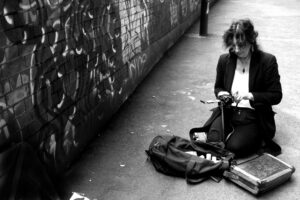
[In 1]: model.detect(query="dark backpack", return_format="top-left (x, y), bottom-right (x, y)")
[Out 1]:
top-left (146, 132), bottom-right (234, 184)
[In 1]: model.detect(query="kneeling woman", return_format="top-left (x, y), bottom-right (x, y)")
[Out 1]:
top-left (209, 19), bottom-right (282, 158)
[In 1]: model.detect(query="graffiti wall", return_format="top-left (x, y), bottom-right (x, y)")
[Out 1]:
top-left (0, 0), bottom-right (202, 174)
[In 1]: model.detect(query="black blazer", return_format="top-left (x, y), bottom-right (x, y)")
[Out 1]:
top-left (214, 50), bottom-right (282, 141)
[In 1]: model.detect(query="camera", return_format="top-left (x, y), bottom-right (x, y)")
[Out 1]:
top-left (218, 94), bottom-right (234, 106)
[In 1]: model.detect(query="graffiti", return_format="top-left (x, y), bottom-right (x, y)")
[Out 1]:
top-left (128, 53), bottom-right (148, 81)
top-left (181, 0), bottom-right (188, 17)
top-left (170, 0), bottom-right (179, 27)
top-left (0, 102), bottom-right (22, 148)
top-left (30, 0), bottom-right (122, 165)
top-left (0, 0), bottom-right (123, 170)
top-left (119, 0), bottom-right (150, 65)
top-left (190, 0), bottom-right (200, 13)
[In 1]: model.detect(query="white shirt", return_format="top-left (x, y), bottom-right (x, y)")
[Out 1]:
top-left (231, 60), bottom-right (253, 109)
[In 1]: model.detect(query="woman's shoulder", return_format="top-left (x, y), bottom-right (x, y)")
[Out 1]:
top-left (219, 52), bottom-right (232, 61)
top-left (255, 50), bottom-right (276, 61)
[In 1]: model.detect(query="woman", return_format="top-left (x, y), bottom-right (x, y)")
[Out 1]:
top-left (208, 19), bottom-right (282, 158)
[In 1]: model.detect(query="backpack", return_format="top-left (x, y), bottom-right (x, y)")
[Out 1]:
top-left (145, 131), bottom-right (234, 184)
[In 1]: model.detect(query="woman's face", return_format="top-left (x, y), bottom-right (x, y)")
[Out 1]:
top-left (232, 37), bottom-right (251, 58)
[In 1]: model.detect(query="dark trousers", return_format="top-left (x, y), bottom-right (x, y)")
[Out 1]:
top-left (208, 107), bottom-right (262, 158)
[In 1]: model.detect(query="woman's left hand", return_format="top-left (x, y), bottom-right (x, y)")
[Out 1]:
top-left (233, 91), bottom-right (254, 103)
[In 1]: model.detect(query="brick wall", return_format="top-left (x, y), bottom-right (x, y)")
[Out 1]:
top-left (0, 0), bottom-right (206, 174)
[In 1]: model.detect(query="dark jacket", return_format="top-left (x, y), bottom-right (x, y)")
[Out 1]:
top-left (214, 50), bottom-right (282, 145)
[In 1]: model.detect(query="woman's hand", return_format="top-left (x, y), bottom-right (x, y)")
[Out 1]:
top-left (232, 91), bottom-right (254, 103)
top-left (217, 91), bottom-right (230, 97)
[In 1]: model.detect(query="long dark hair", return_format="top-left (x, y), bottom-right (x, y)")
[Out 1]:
top-left (223, 19), bottom-right (259, 52)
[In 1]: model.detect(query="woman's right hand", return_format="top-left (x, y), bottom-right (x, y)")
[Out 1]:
top-left (217, 91), bottom-right (230, 97)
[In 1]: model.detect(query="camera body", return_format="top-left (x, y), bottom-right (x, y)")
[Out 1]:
top-left (218, 94), bottom-right (234, 106)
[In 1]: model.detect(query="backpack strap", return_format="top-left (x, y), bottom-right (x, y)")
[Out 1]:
top-left (185, 159), bottom-right (209, 184)
top-left (185, 156), bottom-right (231, 184)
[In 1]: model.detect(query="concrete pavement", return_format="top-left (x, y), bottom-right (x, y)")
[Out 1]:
top-left (60, 0), bottom-right (300, 199)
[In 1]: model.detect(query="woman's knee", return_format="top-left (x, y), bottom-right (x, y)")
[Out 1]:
top-left (226, 140), bottom-right (244, 154)
top-left (226, 138), bottom-right (260, 157)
